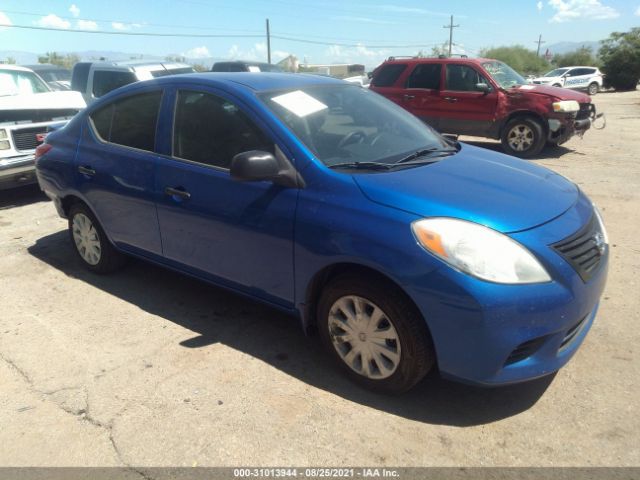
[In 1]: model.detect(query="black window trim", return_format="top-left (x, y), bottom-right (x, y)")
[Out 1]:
top-left (87, 89), bottom-right (164, 155)
top-left (169, 87), bottom-right (277, 173)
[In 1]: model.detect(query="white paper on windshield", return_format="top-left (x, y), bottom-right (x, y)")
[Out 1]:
top-left (271, 90), bottom-right (328, 117)
top-left (519, 85), bottom-right (535, 90)
top-left (248, 66), bottom-right (261, 73)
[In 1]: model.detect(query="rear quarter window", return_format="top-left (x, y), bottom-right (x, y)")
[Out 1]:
top-left (371, 64), bottom-right (407, 87)
top-left (92, 70), bottom-right (138, 97)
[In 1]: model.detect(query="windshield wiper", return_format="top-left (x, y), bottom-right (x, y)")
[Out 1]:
top-left (394, 147), bottom-right (457, 165)
top-left (328, 161), bottom-right (393, 171)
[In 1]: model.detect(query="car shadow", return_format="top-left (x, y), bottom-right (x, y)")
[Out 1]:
top-left (0, 184), bottom-right (48, 210)
top-left (28, 230), bottom-right (555, 427)
top-left (461, 140), bottom-right (583, 160)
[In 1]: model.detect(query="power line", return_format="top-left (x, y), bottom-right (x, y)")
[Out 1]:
top-left (0, 23), bottom-right (444, 49)
top-left (442, 15), bottom-right (459, 57)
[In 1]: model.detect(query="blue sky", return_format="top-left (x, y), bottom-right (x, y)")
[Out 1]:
top-left (0, 0), bottom-right (638, 68)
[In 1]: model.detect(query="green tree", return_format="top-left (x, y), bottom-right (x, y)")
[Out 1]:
top-left (38, 52), bottom-right (79, 69)
top-left (552, 46), bottom-right (597, 67)
top-left (480, 45), bottom-right (550, 76)
top-left (3, 56), bottom-right (16, 64)
top-left (599, 27), bottom-right (640, 91)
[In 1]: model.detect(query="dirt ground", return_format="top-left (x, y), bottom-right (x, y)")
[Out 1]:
top-left (0, 89), bottom-right (639, 468)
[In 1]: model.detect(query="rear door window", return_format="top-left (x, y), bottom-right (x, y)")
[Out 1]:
top-left (372, 64), bottom-right (407, 87)
top-left (406, 64), bottom-right (441, 89)
top-left (89, 91), bottom-right (162, 152)
top-left (92, 70), bottom-right (138, 97)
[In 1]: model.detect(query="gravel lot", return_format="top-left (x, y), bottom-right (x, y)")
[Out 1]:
top-left (0, 89), bottom-right (639, 468)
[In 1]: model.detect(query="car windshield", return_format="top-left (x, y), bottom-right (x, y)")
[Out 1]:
top-left (38, 70), bottom-right (71, 82)
top-left (0, 70), bottom-right (51, 96)
top-left (481, 61), bottom-right (526, 89)
top-left (544, 68), bottom-right (569, 77)
top-left (260, 84), bottom-right (447, 168)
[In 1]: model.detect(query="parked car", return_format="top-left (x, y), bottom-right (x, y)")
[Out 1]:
top-left (370, 57), bottom-right (599, 158)
top-left (211, 61), bottom-right (283, 73)
top-left (530, 66), bottom-right (604, 95)
top-left (0, 64), bottom-right (85, 189)
top-left (24, 64), bottom-right (71, 91)
top-left (36, 73), bottom-right (608, 393)
top-left (71, 60), bottom-right (195, 104)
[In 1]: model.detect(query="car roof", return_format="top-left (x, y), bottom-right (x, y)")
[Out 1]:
top-left (24, 64), bottom-right (70, 71)
top-left (381, 57), bottom-right (497, 66)
top-left (0, 64), bottom-right (33, 72)
top-left (148, 72), bottom-right (346, 92)
top-left (84, 60), bottom-right (192, 71)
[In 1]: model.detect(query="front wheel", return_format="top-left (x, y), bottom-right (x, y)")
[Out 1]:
top-left (588, 82), bottom-right (599, 96)
top-left (317, 274), bottom-right (435, 394)
top-left (68, 203), bottom-right (126, 273)
top-left (500, 117), bottom-right (546, 158)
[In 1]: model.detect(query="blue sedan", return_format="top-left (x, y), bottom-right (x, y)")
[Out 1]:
top-left (35, 73), bottom-right (608, 393)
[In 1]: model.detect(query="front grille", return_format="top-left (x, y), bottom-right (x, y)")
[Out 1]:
top-left (11, 127), bottom-right (49, 152)
top-left (552, 214), bottom-right (606, 282)
top-left (505, 336), bottom-right (547, 366)
top-left (560, 315), bottom-right (588, 350)
top-left (576, 103), bottom-right (595, 121)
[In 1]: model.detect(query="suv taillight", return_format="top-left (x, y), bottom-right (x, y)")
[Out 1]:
top-left (35, 143), bottom-right (52, 160)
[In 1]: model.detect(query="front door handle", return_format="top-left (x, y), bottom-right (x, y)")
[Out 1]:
top-left (444, 97), bottom-right (458, 103)
top-left (78, 165), bottom-right (96, 176)
top-left (164, 186), bottom-right (191, 200)
top-left (403, 94), bottom-right (415, 100)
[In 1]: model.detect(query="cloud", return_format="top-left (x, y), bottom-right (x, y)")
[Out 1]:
top-left (76, 19), bottom-right (98, 30)
top-left (548, 0), bottom-right (619, 22)
top-left (323, 43), bottom-right (390, 67)
top-left (0, 11), bottom-right (12, 31)
top-left (36, 14), bottom-right (71, 29)
top-left (69, 4), bottom-right (80, 18)
top-left (332, 15), bottom-right (397, 25)
top-left (111, 21), bottom-right (142, 31)
top-left (537, 1), bottom-right (544, 11)
top-left (636, 5), bottom-right (640, 15)
top-left (182, 46), bottom-right (211, 59)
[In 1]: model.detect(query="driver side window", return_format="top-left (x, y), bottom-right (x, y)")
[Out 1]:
top-left (173, 90), bottom-right (273, 169)
top-left (445, 65), bottom-right (490, 92)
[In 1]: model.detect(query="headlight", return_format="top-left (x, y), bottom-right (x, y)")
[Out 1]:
top-left (0, 140), bottom-right (10, 150)
top-left (593, 204), bottom-right (608, 244)
top-left (411, 218), bottom-right (551, 284)
top-left (0, 129), bottom-right (7, 140)
top-left (552, 100), bottom-right (580, 113)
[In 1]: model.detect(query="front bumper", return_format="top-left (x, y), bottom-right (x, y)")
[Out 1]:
top-left (0, 155), bottom-right (37, 190)
top-left (547, 104), bottom-right (602, 145)
top-left (404, 194), bottom-right (608, 386)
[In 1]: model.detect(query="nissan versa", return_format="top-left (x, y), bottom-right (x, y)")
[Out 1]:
top-left (35, 73), bottom-right (609, 393)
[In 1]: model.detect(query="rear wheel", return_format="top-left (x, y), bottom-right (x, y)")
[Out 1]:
top-left (68, 203), bottom-right (126, 273)
top-left (317, 274), bottom-right (435, 394)
top-left (588, 82), bottom-right (599, 96)
top-left (501, 117), bottom-right (546, 159)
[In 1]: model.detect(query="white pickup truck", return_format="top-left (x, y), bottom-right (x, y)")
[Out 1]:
top-left (0, 65), bottom-right (85, 189)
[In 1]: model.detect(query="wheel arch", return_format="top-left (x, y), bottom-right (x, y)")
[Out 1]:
top-left (499, 110), bottom-right (548, 139)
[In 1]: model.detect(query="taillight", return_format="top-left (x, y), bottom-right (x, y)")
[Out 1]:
top-left (35, 143), bottom-right (52, 160)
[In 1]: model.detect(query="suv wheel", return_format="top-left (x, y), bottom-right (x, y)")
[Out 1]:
top-left (68, 203), bottom-right (126, 273)
top-left (588, 82), bottom-right (599, 95)
top-left (317, 274), bottom-right (435, 394)
top-left (501, 117), bottom-right (545, 159)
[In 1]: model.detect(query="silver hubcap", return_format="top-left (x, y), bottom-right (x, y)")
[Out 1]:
top-left (328, 295), bottom-right (401, 380)
top-left (72, 213), bottom-right (101, 265)
top-left (507, 124), bottom-right (535, 152)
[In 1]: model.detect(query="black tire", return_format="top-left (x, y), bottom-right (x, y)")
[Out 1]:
top-left (552, 83), bottom-right (562, 88)
top-left (500, 117), bottom-right (546, 159)
top-left (68, 202), bottom-right (126, 273)
top-left (317, 273), bottom-right (435, 394)
top-left (588, 82), bottom-right (599, 96)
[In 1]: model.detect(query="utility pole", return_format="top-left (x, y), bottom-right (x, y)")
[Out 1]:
top-left (266, 18), bottom-right (271, 64)
top-left (442, 15), bottom-right (459, 57)
top-left (535, 34), bottom-right (545, 56)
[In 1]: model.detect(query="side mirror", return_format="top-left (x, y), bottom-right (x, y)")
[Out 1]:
top-left (475, 83), bottom-right (491, 93)
top-left (230, 148), bottom-right (303, 188)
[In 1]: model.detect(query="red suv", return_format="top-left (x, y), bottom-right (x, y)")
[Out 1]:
top-left (370, 57), bottom-right (598, 158)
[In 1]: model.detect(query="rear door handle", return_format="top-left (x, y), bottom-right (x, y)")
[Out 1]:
top-left (164, 186), bottom-right (191, 200)
top-left (78, 165), bottom-right (96, 176)
top-left (444, 97), bottom-right (458, 103)
top-left (403, 94), bottom-right (415, 100)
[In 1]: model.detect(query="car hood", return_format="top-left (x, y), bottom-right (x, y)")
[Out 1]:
top-left (353, 144), bottom-right (578, 233)
top-left (513, 83), bottom-right (590, 102)
top-left (0, 91), bottom-right (85, 111)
